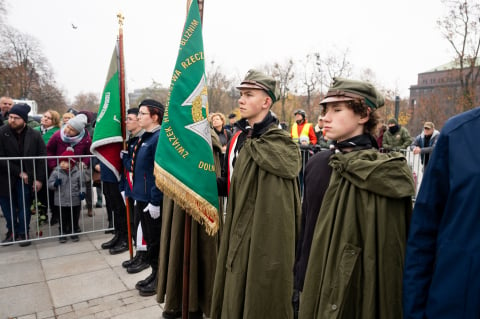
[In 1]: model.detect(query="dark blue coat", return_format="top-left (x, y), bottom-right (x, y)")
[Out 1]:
top-left (403, 107), bottom-right (480, 319)
top-left (121, 133), bottom-right (142, 198)
top-left (129, 128), bottom-right (162, 206)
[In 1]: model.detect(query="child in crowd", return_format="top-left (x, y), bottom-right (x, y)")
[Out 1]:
top-left (48, 147), bottom-right (85, 243)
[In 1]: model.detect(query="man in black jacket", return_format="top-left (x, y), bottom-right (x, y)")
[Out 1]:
top-left (0, 103), bottom-right (47, 246)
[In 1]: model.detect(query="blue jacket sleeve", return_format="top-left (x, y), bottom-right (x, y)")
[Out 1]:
top-left (403, 132), bottom-right (450, 319)
top-left (150, 184), bottom-right (163, 206)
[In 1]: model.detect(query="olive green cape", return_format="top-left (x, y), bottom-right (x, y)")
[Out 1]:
top-left (299, 150), bottom-right (415, 319)
top-left (211, 126), bottom-right (302, 319)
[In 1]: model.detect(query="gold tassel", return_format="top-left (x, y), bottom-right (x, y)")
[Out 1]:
top-left (154, 163), bottom-right (219, 236)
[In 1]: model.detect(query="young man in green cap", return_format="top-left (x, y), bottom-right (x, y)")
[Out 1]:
top-left (211, 69), bottom-right (302, 319)
top-left (296, 78), bottom-right (415, 319)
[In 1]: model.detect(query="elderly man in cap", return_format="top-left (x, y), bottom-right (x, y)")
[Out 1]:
top-left (296, 78), bottom-right (414, 319)
top-left (211, 69), bottom-right (302, 319)
top-left (382, 117), bottom-right (412, 152)
top-left (411, 121), bottom-right (440, 168)
top-left (0, 103), bottom-right (47, 246)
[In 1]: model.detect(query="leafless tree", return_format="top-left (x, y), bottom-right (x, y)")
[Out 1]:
top-left (206, 60), bottom-right (234, 115)
top-left (0, 25), bottom-right (67, 112)
top-left (0, 26), bottom-right (48, 99)
top-left (270, 59), bottom-right (295, 121)
top-left (71, 92), bottom-right (100, 112)
top-left (297, 53), bottom-right (321, 116)
top-left (318, 48), bottom-right (353, 90)
top-left (437, 0), bottom-right (480, 111)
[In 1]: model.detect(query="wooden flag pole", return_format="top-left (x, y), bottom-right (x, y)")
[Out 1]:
top-left (117, 12), bottom-right (134, 260)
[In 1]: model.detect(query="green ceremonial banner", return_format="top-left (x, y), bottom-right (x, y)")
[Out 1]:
top-left (154, 0), bottom-right (219, 235)
top-left (90, 43), bottom-right (124, 181)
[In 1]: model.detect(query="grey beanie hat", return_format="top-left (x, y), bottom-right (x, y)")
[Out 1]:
top-left (67, 114), bottom-right (88, 132)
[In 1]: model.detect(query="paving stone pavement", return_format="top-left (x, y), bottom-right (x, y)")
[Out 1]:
top-left (0, 230), bottom-right (166, 319)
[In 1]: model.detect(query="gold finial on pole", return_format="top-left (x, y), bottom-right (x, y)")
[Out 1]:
top-left (117, 12), bottom-right (124, 28)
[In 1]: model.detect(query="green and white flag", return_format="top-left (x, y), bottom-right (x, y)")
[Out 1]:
top-left (90, 42), bottom-right (125, 181)
top-left (154, 0), bottom-right (219, 235)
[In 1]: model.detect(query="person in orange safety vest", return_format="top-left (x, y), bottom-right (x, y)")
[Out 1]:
top-left (291, 109), bottom-right (317, 145)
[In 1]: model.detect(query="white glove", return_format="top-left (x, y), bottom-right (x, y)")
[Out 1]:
top-left (120, 191), bottom-right (125, 203)
top-left (143, 203), bottom-right (160, 219)
top-left (120, 150), bottom-right (128, 159)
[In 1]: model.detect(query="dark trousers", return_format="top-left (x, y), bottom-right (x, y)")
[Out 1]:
top-left (126, 197), bottom-right (136, 245)
top-left (135, 200), bottom-right (161, 269)
top-left (0, 180), bottom-right (32, 235)
top-left (103, 182), bottom-right (127, 237)
top-left (57, 205), bottom-right (80, 235)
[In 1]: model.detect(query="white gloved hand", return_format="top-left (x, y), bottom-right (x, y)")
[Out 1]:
top-left (120, 150), bottom-right (128, 159)
top-left (121, 191), bottom-right (125, 203)
top-left (143, 203), bottom-right (160, 219)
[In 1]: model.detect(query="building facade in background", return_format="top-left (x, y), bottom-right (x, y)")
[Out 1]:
top-left (409, 60), bottom-right (480, 132)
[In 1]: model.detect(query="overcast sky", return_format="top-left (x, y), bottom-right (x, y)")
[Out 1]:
top-left (6, 0), bottom-right (453, 102)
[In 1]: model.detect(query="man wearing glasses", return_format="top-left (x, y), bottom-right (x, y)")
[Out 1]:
top-left (0, 103), bottom-right (47, 246)
top-left (411, 121), bottom-right (440, 168)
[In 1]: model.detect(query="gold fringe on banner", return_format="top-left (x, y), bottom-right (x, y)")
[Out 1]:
top-left (154, 163), bottom-right (219, 236)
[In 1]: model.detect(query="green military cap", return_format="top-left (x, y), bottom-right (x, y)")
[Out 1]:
top-left (236, 69), bottom-right (280, 103)
top-left (388, 118), bottom-right (398, 125)
top-left (320, 77), bottom-right (385, 110)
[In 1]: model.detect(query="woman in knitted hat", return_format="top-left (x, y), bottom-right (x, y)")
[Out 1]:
top-left (46, 113), bottom-right (93, 219)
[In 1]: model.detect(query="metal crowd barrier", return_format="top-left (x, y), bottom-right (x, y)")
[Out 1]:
top-left (0, 154), bottom-right (112, 247)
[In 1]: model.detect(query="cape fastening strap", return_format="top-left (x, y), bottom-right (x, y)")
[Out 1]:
top-left (227, 131), bottom-right (242, 195)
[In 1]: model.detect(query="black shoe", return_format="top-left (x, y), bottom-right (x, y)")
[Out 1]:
top-left (189, 311), bottom-right (203, 319)
top-left (122, 251), bottom-right (142, 268)
top-left (135, 270), bottom-right (157, 290)
top-left (18, 234), bottom-right (31, 247)
top-left (71, 235), bottom-right (79, 242)
top-left (162, 310), bottom-right (182, 319)
top-left (101, 233), bottom-right (119, 249)
top-left (59, 236), bottom-right (67, 243)
top-left (109, 240), bottom-right (128, 255)
top-left (95, 202), bottom-right (103, 208)
top-left (1, 231), bottom-right (14, 246)
top-left (127, 260), bottom-right (150, 274)
top-left (138, 277), bottom-right (157, 296)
